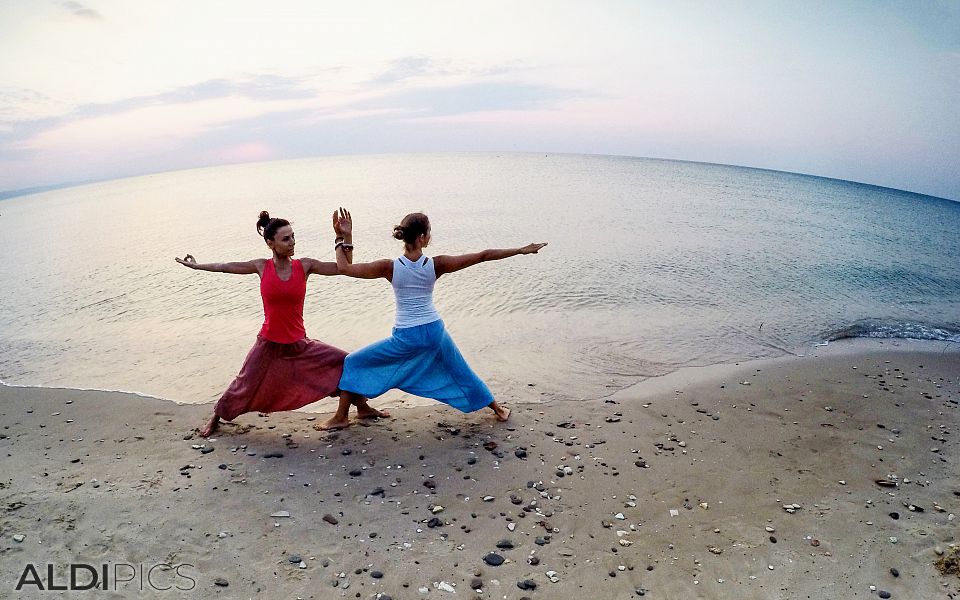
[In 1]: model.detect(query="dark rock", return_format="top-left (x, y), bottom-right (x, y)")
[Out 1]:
top-left (483, 553), bottom-right (504, 566)
top-left (423, 480), bottom-right (436, 490)
top-left (214, 577), bottom-right (229, 587)
top-left (496, 539), bottom-right (514, 549)
top-left (510, 494), bottom-right (523, 505)
top-left (515, 448), bottom-right (528, 459)
top-left (517, 579), bottom-right (537, 590)
top-left (471, 577), bottom-right (483, 589)
top-left (349, 469), bottom-right (362, 477)
top-left (369, 487), bottom-right (385, 497)
top-left (263, 452), bottom-right (283, 458)
top-left (371, 570), bottom-right (383, 579)
top-left (427, 517), bottom-right (443, 528)
top-left (288, 555), bottom-right (302, 563)
top-left (528, 556), bottom-right (540, 566)
top-left (889, 512), bottom-right (900, 520)
top-left (200, 447), bottom-right (214, 454)
top-left (878, 592), bottom-right (891, 599)
top-left (322, 514), bottom-right (339, 525)
top-left (890, 568), bottom-right (899, 577)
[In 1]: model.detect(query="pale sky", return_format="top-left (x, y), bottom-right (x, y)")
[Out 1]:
top-left (1, 0), bottom-right (958, 199)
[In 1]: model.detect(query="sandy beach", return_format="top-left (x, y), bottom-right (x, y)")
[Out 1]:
top-left (1, 341), bottom-right (958, 599)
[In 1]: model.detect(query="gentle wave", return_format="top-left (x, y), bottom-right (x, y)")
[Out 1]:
top-left (823, 319), bottom-right (960, 343)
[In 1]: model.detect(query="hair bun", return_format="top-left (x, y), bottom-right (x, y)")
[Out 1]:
top-left (392, 225), bottom-right (405, 240)
top-left (257, 210), bottom-right (272, 236)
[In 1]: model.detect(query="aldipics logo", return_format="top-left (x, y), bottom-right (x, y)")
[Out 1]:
top-left (15, 563), bottom-right (197, 592)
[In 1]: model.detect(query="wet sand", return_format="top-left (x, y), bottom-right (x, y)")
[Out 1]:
top-left (1, 342), bottom-right (958, 599)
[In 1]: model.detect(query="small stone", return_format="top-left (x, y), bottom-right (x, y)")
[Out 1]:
top-left (263, 452), bottom-right (283, 458)
top-left (214, 577), bottom-right (229, 587)
top-left (471, 577), bottom-right (483, 590)
top-left (435, 581), bottom-right (456, 593)
top-left (322, 514), bottom-right (339, 525)
top-left (483, 553), bottom-right (505, 566)
top-left (878, 592), bottom-right (891, 599)
top-left (517, 579), bottom-right (537, 590)
top-left (288, 554), bottom-right (302, 563)
top-left (13, 534), bottom-right (25, 543)
top-left (496, 539), bottom-right (515, 549)
top-left (890, 567), bottom-right (899, 577)
top-left (270, 511), bottom-right (290, 518)
top-left (371, 570), bottom-right (383, 579)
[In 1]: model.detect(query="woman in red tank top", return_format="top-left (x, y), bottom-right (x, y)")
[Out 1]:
top-left (176, 210), bottom-right (389, 437)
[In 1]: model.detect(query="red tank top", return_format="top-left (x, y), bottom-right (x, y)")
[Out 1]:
top-left (258, 259), bottom-right (307, 343)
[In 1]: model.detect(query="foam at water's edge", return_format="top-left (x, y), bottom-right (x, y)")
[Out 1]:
top-left (823, 319), bottom-right (960, 344)
top-left (0, 379), bottom-right (184, 405)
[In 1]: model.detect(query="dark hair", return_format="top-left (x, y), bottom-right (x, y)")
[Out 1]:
top-left (256, 211), bottom-right (290, 241)
top-left (393, 213), bottom-right (430, 245)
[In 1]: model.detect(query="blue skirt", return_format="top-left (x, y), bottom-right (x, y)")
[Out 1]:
top-left (339, 320), bottom-right (494, 413)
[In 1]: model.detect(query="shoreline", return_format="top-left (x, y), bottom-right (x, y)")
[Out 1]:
top-left (2, 337), bottom-right (956, 414)
top-left (1, 344), bottom-right (958, 598)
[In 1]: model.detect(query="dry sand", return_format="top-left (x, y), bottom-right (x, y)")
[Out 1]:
top-left (1, 342), bottom-right (958, 599)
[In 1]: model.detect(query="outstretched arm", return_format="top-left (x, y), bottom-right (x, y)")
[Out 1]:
top-left (434, 243), bottom-right (547, 277)
top-left (175, 255), bottom-right (261, 275)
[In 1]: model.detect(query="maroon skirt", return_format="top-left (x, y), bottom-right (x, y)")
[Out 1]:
top-left (215, 336), bottom-right (347, 421)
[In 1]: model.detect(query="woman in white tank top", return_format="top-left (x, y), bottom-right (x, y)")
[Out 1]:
top-left (333, 208), bottom-right (547, 420)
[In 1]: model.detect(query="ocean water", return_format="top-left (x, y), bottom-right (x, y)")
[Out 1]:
top-left (1, 153), bottom-right (958, 408)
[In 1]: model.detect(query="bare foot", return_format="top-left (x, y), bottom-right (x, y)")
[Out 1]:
top-left (356, 404), bottom-right (391, 419)
top-left (490, 404), bottom-right (511, 422)
top-left (314, 416), bottom-right (350, 431)
top-left (199, 414), bottom-right (220, 437)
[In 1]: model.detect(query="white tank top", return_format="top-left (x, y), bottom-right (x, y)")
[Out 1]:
top-left (392, 255), bottom-right (441, 328)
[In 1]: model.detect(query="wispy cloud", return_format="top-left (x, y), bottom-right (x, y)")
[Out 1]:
top-left (0, 74), bottom-right (324, 147)
top-left (60, 1), bottom-right (102, 20)
top-left (372, 56), bottom-right (442, 84)
top-left (355, 81), bottom-right (585, 118)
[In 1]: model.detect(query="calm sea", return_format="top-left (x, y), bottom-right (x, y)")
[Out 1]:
top-left (1, 153), bottom-right (958, 408)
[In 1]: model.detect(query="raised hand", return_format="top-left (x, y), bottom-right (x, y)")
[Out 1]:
top-left (519, 243), bottom-right (548, 254)
top-left (336, 207), bottom-right (353, 237)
